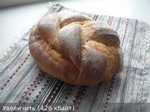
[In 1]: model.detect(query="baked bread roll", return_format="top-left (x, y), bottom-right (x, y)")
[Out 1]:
top-left (29, 13), bottom-right (121, 86)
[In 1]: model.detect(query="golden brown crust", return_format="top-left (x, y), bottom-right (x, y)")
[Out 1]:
top-left (29, 13), bottom-right (121, 86)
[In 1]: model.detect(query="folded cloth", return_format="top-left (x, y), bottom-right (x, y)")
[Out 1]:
top-left (0, 3), bottom-right (150, 112)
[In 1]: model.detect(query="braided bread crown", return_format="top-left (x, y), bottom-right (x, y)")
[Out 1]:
top-left (29, 13), bottom-right (121, 86)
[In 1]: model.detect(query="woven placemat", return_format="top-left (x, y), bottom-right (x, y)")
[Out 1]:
top-left (0, 3), bottom-right (150, 112)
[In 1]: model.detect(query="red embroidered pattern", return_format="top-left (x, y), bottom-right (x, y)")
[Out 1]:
top-left (0, 54), bottom-right (30, 90)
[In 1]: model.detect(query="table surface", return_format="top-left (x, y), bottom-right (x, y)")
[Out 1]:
top-left (0, 0), bottom-right (150, 55)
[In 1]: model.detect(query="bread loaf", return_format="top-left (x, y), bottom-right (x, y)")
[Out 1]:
top-left (29, 13), bottom-right (121, 86)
